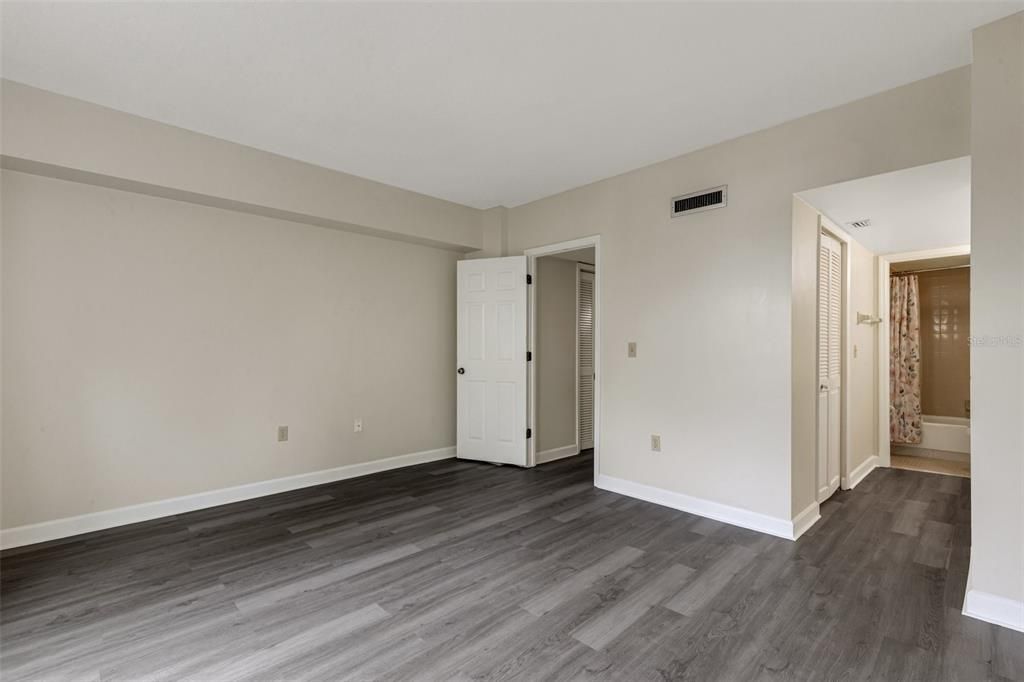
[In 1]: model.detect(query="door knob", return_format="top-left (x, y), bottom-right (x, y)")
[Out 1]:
top-left (457, 367), bottom-right (465, 375)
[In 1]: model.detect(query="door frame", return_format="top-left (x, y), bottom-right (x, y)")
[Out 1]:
top-left (817, 216), bottom-right (853, 496)
top-left (524, 235), bottom-right (602, 483)
top-left (576, 263), bottom-right (596, 452)
top-left (877, 244), bottom-right (971, 469)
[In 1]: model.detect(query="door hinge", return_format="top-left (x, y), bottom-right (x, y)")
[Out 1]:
top-left (527, 351), bottom-right (532, 361)
top-left (526, 428), bottom-right (532, 439)
top-left (526, 274), bottom-right (533, 285)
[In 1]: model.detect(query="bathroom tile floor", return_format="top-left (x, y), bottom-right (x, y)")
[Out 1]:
top-left (891, 454), bottom-right (970, 478)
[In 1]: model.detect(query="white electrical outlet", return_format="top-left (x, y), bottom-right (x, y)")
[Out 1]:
top-left (277, 425), bottom-right (289, 442)
top-left (650, 434), bottom-right (661, 452)
top-left (354, 418), bottom-right (363, 433)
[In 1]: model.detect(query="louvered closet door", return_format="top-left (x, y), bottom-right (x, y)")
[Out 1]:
top-left (578, 268), bottom-right (595, 450)
top-left (817, 232), bottom-right (842, 502)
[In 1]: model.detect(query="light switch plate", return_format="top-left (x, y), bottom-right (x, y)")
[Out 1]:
top-left (650, 434), bottom-right (661, 452)
top-left (354, 418), bottom-right (363, 433)
top-left (628, 342), bottom-right (637, 358)
top-left (277, 425), bottom-right (289, 442)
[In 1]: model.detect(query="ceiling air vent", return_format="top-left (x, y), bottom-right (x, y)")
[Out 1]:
top-left (672, 185), bottom-right (727, 217)
top-left (847, 218), bottom-right (872, 229)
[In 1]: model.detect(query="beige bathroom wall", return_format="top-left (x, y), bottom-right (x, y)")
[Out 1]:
top-left (917, 267), bottom-right (971, 418)
top-left (1, 170), bottom-right (458, 528)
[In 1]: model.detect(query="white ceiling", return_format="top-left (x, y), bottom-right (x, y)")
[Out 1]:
top-left (2, 2), bottom-right (1020, 209)
top-left (798, 157), bottom-right (971, 255)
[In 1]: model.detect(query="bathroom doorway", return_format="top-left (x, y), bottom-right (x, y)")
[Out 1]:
top-left (797, 155), bottom-right (972, 484)
top-left (882, 248), bottom-right (972, 478)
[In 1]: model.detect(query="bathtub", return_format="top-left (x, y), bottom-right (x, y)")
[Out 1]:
top-left (899, 415), bottom-right (971, 455)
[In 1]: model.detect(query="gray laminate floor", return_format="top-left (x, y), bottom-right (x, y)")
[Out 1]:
top-left (2, 453), bottom-right (1022, 681)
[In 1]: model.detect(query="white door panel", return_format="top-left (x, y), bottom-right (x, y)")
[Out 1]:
top-left (457, 257), bottom-right (528, 466)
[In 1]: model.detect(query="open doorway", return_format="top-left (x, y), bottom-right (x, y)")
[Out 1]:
top-left (882, 248), bottom-right (971, 478)
top-left (454, 238), bottom-right (600, 472)
top-left (798, 156), bottom-right (972, 485)
top-left (532, 248), bottom-right (595, 465)
top-left (525, 237), bottom-right (601, 481)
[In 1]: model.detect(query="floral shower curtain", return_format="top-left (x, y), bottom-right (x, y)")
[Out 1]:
top-left (890, 274), bottom-right (922, 444)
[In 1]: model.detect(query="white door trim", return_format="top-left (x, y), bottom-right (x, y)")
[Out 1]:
top-left (524, 236), bottom-right (601, 484)
top-left (877, 244), bottom-right (970, 469)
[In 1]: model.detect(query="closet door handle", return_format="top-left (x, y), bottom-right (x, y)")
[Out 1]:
top-left (457, 367), bottom-right (465, 375)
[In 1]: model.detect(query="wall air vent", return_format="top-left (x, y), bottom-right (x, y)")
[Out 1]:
top-left (671, 185), bottom-right (727, 217)
top-left (847, 218), bottom-right (872, 229)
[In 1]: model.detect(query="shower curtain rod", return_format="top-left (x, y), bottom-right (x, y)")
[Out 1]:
top-left (891, 264), bottom-right (970, 275)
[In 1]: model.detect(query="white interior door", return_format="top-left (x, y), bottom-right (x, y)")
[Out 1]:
top-left (457, 256), bottom-right (528, 466)
top-left (817, 231), bottom-right (842, 501)
top-left (577, 267), bottom-right (595, 450)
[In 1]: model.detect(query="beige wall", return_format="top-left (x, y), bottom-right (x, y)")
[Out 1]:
top-left (792, 200), bottom-right (878, 515)
top-left (968, 12), bottom-right (1024, 610)
top-left (465, 206), bottom-right (509, 260)
top-left (535, 257), bottom-right (579, 454)
top-left (1, 170), bottom-right (458, 528)
top-left (847, 238), bottom-right (879, 475)
top-left (0, 59), bottom-right (1001, 557)
top-left (509, 68), bottom-right (968, 523)
top-left (917, 267), bottom-right (971, 418)
top-left (791, 197), bottom-right (820, 514)
top-left (1, 80), bottom-right (484, 252)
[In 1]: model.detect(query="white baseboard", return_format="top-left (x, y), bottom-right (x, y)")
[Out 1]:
top-left (842, 454), bottom-right (879, 490)
top-left (791, 501), bottom-right (821, 540)
top-left (0, 446), bottom-right (455, 550)
top-left (536, 444), bottom-right (580, 464)
top-left (595, 474), bottom-right (799, 540)
top-left (963, 588), bottom-right (1024, 632)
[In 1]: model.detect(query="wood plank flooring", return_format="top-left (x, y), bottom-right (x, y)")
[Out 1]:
top-left (2, 453), bottom-right (1022, 681)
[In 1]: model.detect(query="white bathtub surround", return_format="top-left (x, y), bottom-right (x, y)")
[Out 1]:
top-left (895, 415), bottom-right (971, 455)
top-left (892, 446), bottom-right (969, 464)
